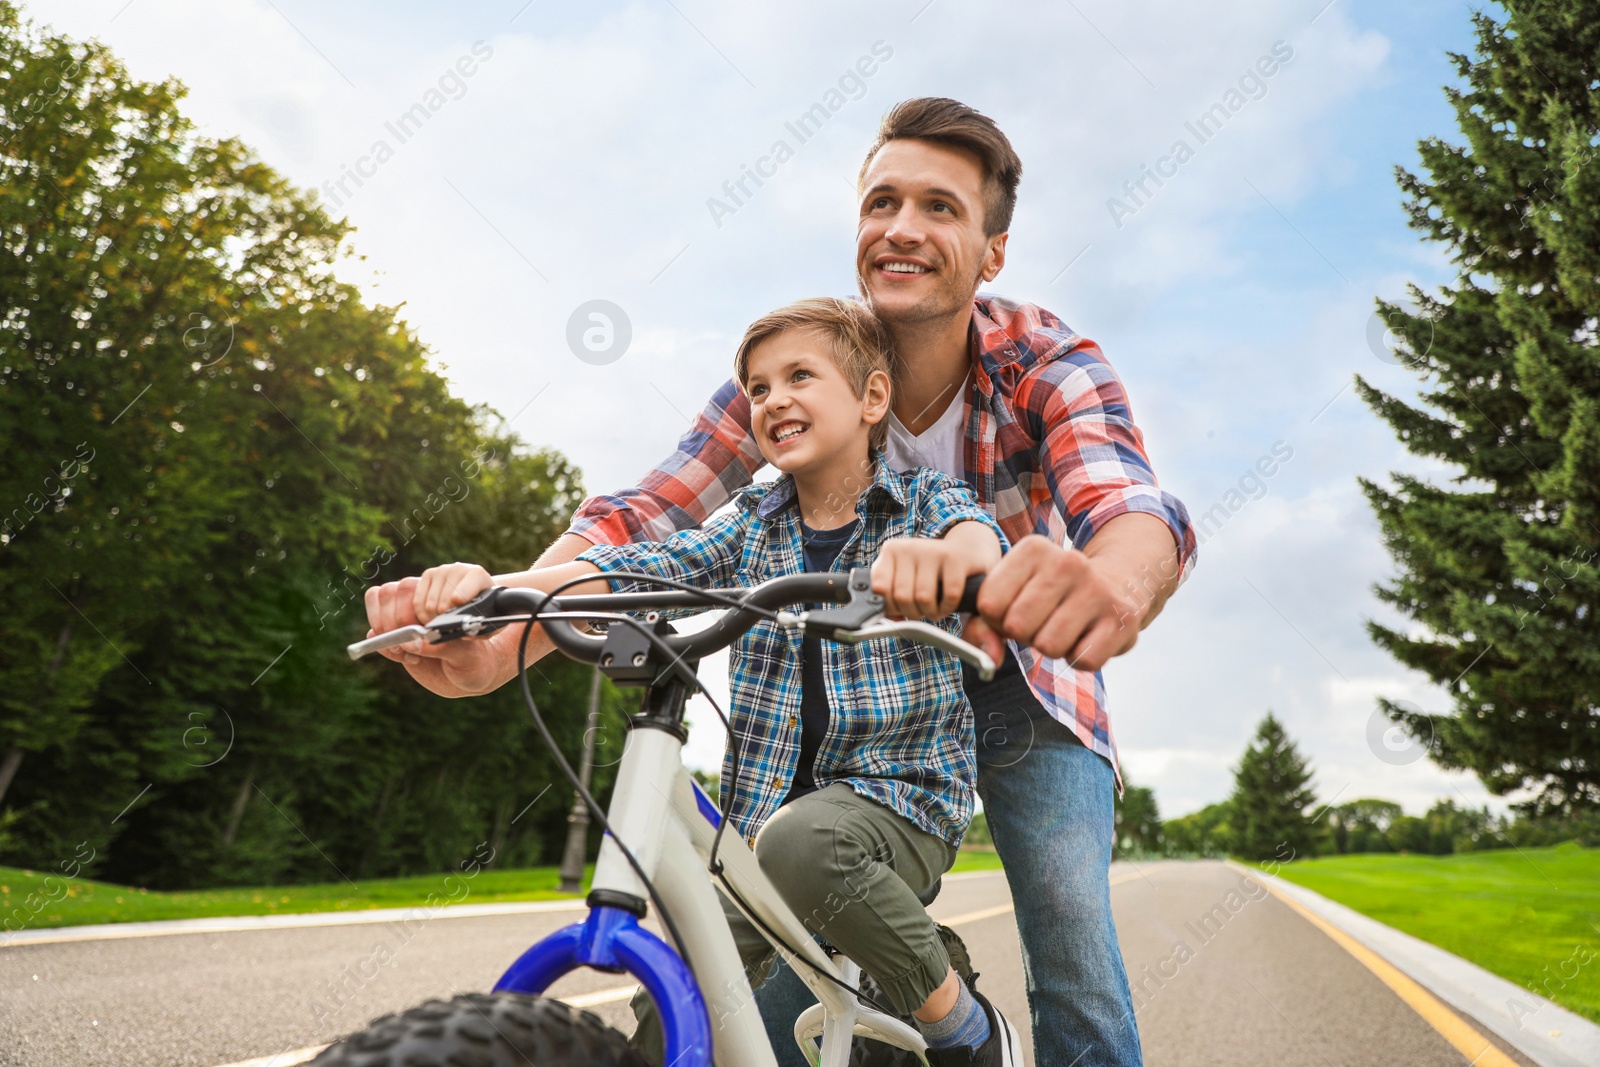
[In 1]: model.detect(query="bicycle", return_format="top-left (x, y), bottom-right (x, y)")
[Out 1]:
top-left (321, 565), bottom-right (1001, 1067)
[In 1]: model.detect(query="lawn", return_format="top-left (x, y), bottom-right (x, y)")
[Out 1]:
top-left (950, 848), bottom-right (1005, 874)
top-left (0, 863), bottom-right (586, 932)
top-left (1272, 842), bottom-right (1600, 1023)
top-left (1, 848), bottom-right (1005, 933)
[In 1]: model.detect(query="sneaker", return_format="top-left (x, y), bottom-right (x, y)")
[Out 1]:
top-left (924, 984), bottom-right (1022, 1067)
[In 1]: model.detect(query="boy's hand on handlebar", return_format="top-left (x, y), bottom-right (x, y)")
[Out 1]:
top-left (413, 561), bottom-right (494, 623)
top-left (871, 521), bottom-right (1001, 621)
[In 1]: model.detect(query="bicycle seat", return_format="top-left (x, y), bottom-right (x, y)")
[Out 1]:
top-left (916, 877), bottom-right (941, 907)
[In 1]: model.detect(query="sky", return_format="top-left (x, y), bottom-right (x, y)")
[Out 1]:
top-left (22, 0), bottom-right (1511, 819)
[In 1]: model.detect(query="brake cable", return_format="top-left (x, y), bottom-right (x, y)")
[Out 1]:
top-left (512, 573), bottom-right (901, 1016)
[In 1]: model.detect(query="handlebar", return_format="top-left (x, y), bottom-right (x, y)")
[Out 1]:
top-left (348, 569), bottom-right (993, 679)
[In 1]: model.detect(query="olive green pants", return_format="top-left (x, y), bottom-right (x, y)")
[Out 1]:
top-left (631, 783), bottom-right (959, 1061)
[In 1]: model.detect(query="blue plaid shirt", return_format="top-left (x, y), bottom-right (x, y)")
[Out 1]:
top-left (577, 460), bottom-right (1005, 849)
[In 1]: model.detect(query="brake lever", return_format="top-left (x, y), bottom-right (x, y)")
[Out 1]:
top-left (797, 567), bottom-right (886, 635)
top-left (346, 586), bottom-right (532, 661)
top-left (829, 617), bottom-right (997, 681)
top-left (347, 625), bottom-right (433, 660)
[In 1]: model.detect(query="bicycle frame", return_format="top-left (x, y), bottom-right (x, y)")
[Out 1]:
top-left (492, 680), bottom-right (929, 1067)
top-left (352, 573), bottom-right (990, 1066)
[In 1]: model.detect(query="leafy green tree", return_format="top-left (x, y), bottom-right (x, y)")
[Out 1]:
top-left (1357, 0), bottom-right (1600, 815)
top-left (1161, 801), bottom-right (1231, 857)
top-left (1330, 798), bottom-right (1403, 854)
top-left (1113, 778), bottom-right (1162, 854)
top-left (0, 5), bottom-right (620, 887)
top-left (1228, 712), bottom-right (1318, 861)
top-left (1419, 798), bottom-right (1494, 853)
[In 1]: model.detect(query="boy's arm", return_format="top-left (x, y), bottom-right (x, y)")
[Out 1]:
top-left (363, 509), bottom-right (751, 701)
top-left (573, 503), bottom-right (751, 596)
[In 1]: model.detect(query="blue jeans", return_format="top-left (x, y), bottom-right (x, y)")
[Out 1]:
top-left (754, 660), bottom-right (1143, 1066)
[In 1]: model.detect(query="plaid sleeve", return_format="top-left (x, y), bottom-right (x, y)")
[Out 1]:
top-left (1015, 343), bottom-right (1197, 582)
top-left (911, 471), bottom-right (1009, 550)
top-left (566, 378), bottom-right (765, 547)
top-left (574, 499), bottom-right (753, 602)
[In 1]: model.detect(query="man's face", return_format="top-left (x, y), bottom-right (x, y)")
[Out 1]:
top-left (743, 330), bottom-right (886, 474)
top-left (855, 138), bottom-right (1007, 327)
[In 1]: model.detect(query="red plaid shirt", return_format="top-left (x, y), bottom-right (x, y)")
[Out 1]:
top-left (567, 295), bottom-right (1197, 770)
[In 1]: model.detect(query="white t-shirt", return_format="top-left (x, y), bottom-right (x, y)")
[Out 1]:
top-left (884, 375), bottom-right (968, 481)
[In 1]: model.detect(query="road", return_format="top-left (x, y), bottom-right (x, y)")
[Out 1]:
top-left (0, 861), bottom-right (1538, 1066)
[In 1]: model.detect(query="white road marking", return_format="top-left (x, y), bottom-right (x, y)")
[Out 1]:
top-left (1, 898), bottom-right (588, 950)
top-left (212, 1047), bottom-right (327, 1067)
top-left (196, 860), bottom-right (1126, 1067)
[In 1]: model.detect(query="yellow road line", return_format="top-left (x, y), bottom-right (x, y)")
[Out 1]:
top-left (1232, 864), bottom-right (1518, 1067)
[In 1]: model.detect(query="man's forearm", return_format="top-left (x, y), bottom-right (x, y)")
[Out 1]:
top-left (534, 531), bottom-right (598, 569)
top-left (1082, 512), bottom-right (1182, 631)
top-left (492, 533), bottom-right (603, 677)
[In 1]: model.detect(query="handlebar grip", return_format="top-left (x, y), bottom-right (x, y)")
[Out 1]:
top-left (956, 574), bottom-right (986, 615)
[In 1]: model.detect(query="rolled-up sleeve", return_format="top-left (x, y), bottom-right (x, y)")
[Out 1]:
top-left (1017, 345), bottom-right (1196, 583)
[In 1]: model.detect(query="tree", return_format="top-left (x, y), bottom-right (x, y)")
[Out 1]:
top-left (1228, 712), bottom-right (1318, 861)
top-left (1161, 801), bottom-right (1231, 857)
top-left (1329, 798), bottom-right (1403, 854)
top-left (1114, 778), bottom-right (1162, 854)
top-left (1356, 1), bottom-right (1600, 814)
top-left (0, 5), bottom-right (620, 886)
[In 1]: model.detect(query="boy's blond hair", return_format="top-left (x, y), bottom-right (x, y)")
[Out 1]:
top-left (733, 297), bottom-right (895, 452)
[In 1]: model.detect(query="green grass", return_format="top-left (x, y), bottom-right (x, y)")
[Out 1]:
top-left (1273, 843), bottom-right (1600, 1023)
top-left (6, 851), bottom-right (1004, 934)
top-left (0, 863), bottom-right (585, 932)
top-left (950, 848), bottom-right (1005, 874)
top-left (4, 850), bottom-right (1006, 933)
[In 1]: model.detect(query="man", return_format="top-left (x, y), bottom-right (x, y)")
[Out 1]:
top-left (368, 98), bottom-right (1194, 1066)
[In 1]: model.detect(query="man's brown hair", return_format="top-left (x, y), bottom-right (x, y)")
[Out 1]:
top-left (858, 97), bottom-right (1023, 237)
top-left (734, 297), bottom-right (895, 452)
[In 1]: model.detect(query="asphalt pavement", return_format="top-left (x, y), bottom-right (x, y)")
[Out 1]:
top-left (0, 861), bottom-right (1540, 1066)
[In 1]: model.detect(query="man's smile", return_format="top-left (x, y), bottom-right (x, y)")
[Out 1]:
top-left (874, 255), bottom-right (934, 278)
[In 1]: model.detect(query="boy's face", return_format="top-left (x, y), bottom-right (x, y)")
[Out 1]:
top-left (744, 329), bottom-right (888, 475)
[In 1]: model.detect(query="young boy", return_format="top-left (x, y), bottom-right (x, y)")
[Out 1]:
top-left (402, 298), bottom-right (1019, 1066)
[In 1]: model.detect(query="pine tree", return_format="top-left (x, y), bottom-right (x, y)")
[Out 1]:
top-left (1228, 712), bottom-right (1318, 861)
top-left (1357, 1), bottom-right (1600, 815)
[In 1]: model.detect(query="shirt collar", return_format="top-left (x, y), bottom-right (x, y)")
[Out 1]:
top-left (967, 293), bottom-right (1079, 398)
top-left (753, 452), bottom-right (906, 522)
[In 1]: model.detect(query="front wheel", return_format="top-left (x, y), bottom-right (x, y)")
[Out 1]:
top-left (309, 992), bottom-right (648, 1067)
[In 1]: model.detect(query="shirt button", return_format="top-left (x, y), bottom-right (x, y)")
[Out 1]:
top-left (771, 776), bottom-right (783, 787)
top-left (788, 716), bottom-right (798, 727)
